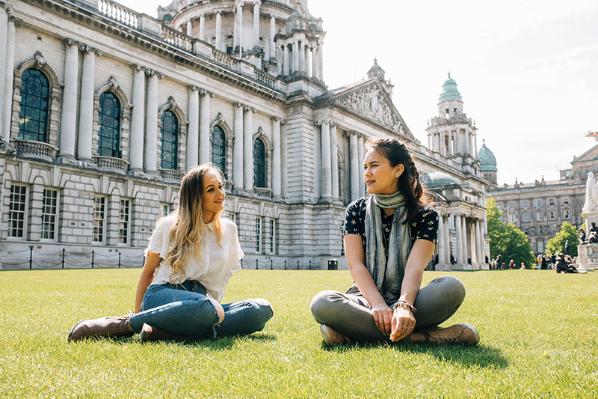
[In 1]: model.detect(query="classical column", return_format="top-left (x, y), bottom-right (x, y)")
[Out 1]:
top-left (317, 41), bottom-right (324, 80)
top-left (144, 71), bottom-right (160, 173)
top-left (283, 44), bottom-right (290, 75)
top-left (233, 103), bottom-right (244, 190)
top-left (311, 45), bottom-right (318, 80)
top-left (462, 217), bottom-right (468, 265)
top-left (243, 107), bottom-right (254, 191)
top-left (186, 86), bottom-right (199, 169)
top-left (59, 39), bottom-right (79, 160)
top-left (305, 45), bottom-right (311, 77)
top-left (444, 215), bottom-right (451, 264)
top-left (272, 117), bottom-right (282, 198)
top-left (476, 220), bottom-right (484, 267)
top-left (199, 90), bottom-right (211, 165)
top-left (330, 123), bottom-right (339, 198)
top-left (199, 14), bottom-right (206, 41)
top-left (253, 3), bottom-right (260, 49)
top-left (298, 40), bottom-right (305, 73)
top-left (269, 15), bottom-right (276, 60)
top-left (437, 214), bottom-right (446, 265)
top-left (0, 6), bottom-right (7, 137)
top-left (319, 120), bottom-right (332, 199)
top-left (349, 133), bottom-right (359, 200)
top-left (215, 12), bottom-right (222, 51)
top-left (77, 46), bottom-right (96, 161)
top-left (469, 221), bottom-right (477, 266)
top-left (2, 14), bottom-right (16, 142)
top-left (186, 20), bottom-right (192, 36)
top-left (236, 4), bottom-right (243, 55)
top-left (129, 65), bottom-right (145, 171)
top-left (454, 214), bottom-right (464, 265)
top-left (357, 135), bottom-right (365, 196)
top-left (276, 45), bottom-right (283, 75)
top-left (292, 40), bottom-right (299, 73)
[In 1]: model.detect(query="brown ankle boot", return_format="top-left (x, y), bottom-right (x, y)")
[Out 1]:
top-left (139, 324), bottom-right (183, 342)
top-left (409, 323), bottom-right (480, 346)
top-left (319, 324), bottom-right (350, 345)
top-left (68, 316), bottom-right (134, 342)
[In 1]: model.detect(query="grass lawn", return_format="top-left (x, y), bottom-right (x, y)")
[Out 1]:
top-left (0, 269), bottom-right (596, 398)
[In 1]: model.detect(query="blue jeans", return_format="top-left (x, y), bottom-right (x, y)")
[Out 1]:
top-left (129, 280), bottom-right (273, 339)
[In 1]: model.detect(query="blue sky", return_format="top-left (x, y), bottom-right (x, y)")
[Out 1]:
top-left (119, 0), bottom-right (598, 184)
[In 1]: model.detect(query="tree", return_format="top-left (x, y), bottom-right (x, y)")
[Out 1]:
top-left (486, 198), bottom-right (535, 266)
top-left (546, 222), bottom-right (579, 257)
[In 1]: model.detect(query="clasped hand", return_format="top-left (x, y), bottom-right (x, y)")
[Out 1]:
top-left (371, 303), bottom-right (415, 342)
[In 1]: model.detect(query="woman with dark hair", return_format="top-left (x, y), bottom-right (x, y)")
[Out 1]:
top-left (310, 138), bottom-right (479, 345)
top-left (68, 165), bottom-right (273, 341)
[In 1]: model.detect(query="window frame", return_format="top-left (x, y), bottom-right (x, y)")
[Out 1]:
top-left (41, 188), bottom-right (59, 241)
top-left (18, 69), bottom-right (50, 143)
top-left (255, 216), bottom-right (263, 253)
top-left (160, 110), bottom-right (179, 170)
top-left (8, 184), bottom-right (28, 239)
top-left (119, 199), bottom-right (130, 245)
top-left (253, 137), bottom-right (267, 188)
top-left (92, 196), bottom-right (107, 243)
top-left (97, 92), bottom-right (122, 158)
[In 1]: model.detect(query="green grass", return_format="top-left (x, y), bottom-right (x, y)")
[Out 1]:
top-left (0, 269), bottom-right (596, 398)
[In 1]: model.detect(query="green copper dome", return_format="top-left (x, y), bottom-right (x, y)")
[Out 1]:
top-left (478, 143), bottom-right (497, 172)
top-left (439, 73), bottom-right (462, 103)
top-left (421, 171), bottom-right (459, 189)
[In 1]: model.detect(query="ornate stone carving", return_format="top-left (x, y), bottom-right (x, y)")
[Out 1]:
top-left (33, 51), bottom-right (46, 67)
top-left (333, 82), bottom-right (408, 136)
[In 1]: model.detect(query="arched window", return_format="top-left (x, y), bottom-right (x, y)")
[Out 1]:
top-left (211, 126), bottom-right (227, 177)
top-left (253, 138), bottom-right (267, 188)
top-left (98, 92), bottom-right (121, 157)
top-left (18, 69), bottom-right (50, 142)
top-left (161, 111), bottom-right (178, 170)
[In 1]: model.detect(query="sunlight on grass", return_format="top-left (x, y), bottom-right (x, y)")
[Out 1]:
top-left (0, 269), bottom-right (595, 398)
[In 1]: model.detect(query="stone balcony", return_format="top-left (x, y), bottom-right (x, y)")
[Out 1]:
top-left (13, 139), bottom-right (58, 163)
top-left (160, 168), bottom-right (184, 183)
top-left (93, 156), bottom-right (128, 175)
top-left (254, 187), bottom-right (273, 199)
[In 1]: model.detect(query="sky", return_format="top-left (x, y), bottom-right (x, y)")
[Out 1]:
top-left (119, 0), bottom-right (598, 185)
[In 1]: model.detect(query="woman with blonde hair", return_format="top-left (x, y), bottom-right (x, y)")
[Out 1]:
top-left (310, 138), bottom-right (479, 345)
top-left (69, 165), bottom-right (273, 341)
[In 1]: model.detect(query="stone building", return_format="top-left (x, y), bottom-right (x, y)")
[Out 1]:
top-left (0, 0), bottom-right (489, 270)
top-left (488, 135), bottom-right (597, 254)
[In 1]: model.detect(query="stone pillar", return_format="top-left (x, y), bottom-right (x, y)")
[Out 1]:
top-left (0, 6), bottom-right (7, 136)
top-left (330, 123), bottom-right (339, 198)
top-left (305, 45), bottom-right (311, 77)
top-left (349, 133), bottom-right (359, 201)
top-left (144, 71), bottom-right (159, 173)
top-left (320, 120), bottom-right (332, 199)
top-left (233, 103), bottom-right (244, 190)
top-left (311, 45), bottom-right (318, 80)
top-left (443, 215), bottom-right (451, 264)
top-left (283, 44), bottom-right (290, 75)
top-left (186, 86), bottom-right (199, 169)
top-left (269, 15), bottom-right (276, 60)
top-left (199, 14), bottom-right (206, 41)
top-left (469, 221), bottom-right (477, 266)
top-left (317, 41), bottom-right (324, 80)
top-left (292, 41), bottom-right (299, 73)
top-left (59, 40), bottom-right (79, 160)
top-left (357, 136), bottom-right (365, 196)
top-left (476, 220), bottom-right (484, 268)
top-left (77, 46), bottom-right (96, 162)
top-left (243, 107), bottom-right (254, 191)
top-left (272, 117), bottom-right (282, 198)
top-left (129, 65), bottom-right (145, 171)
top-left (215, 12), bottom-right (222, 51)
top-left (2, 14), bottom-right (15, 142)
top-left (455, 214), bottom-right (464, 265)
top-left (276, 45), bottom-right (283, 75)
top-left (437, 213), bottom-right (446, 265)
top-left (236, 4), bottom-right (243, 55)
top-left (199, 90), bottom-right (211, 165)
top-left (298, 40), bottom-right (305, 73)
top-left (253, 3), bottom-right (260, 50)
top-left (462, 217), bottom-right (469, 266)
top-left (186, 19), bottom-right (192, 36)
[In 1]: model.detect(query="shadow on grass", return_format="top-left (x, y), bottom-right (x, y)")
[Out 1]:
top-left (322, 342), bottom-right (508, 369)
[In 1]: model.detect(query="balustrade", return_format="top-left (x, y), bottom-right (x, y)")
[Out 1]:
top-left (13, 139), bottom-right (57, 163)
top-left (93, 156), bottom-right (129, 174)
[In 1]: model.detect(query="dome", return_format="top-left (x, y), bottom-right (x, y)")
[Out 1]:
top-left (421, 171), bottom-right (460, 189)
top-left (478, 143), bottom-right (497, 172)
top-left (438, 73), bottom-right (462, 103)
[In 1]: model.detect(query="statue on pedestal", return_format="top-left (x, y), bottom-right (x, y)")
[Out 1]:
top-left (582, 172), bottom-right (598, 213)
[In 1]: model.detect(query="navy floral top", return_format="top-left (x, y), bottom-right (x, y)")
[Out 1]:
top-left (343, 197), bottom-right (439, 254)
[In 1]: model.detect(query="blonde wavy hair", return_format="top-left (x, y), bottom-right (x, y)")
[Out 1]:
top-left (164, 165), bottom-right (224, 282)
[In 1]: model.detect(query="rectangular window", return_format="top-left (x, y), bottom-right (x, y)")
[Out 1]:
top-left (549, 198), bottom-right (555, 206)
top-left (8, 185), bottom-right (27, 238)
top-left (563, 210), bottom-right (569, 219)
top-left (549, 211), bottom-right (555, 220)
top-left (41, 189), bottom-right (58, 240)
top-left (93, 196), bottom-right (106, 243)
top-left (522, 212), bottom-right (530, 222)
top-left (256, 217), bottom-right (262, 253)
top-left (161, 203), bottom-right (170, 217)
top-left (269, 219), bottom-right (277, 254)
top-left (119, 199), bottom-right (130, 244)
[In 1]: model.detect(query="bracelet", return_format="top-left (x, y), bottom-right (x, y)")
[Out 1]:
top-left (391, 300), bottom-right (417, 314)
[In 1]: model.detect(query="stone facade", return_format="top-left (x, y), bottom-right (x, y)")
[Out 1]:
top-left (0, 0), bottom-right (489, 270)
top-left (489, 139), bottom-right (597, 254)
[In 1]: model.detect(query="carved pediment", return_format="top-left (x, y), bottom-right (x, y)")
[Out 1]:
top-left (331, 80), bottom-right (412, 138)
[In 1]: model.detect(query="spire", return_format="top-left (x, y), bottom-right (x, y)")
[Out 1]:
top-left (439, 72), bottom-right (462, 103)
top-left (367, 58), bottom-right (386, 81)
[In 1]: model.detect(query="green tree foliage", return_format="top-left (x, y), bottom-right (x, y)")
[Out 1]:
top-left (546, 222), bottom-right (579, 257)
top-left (486, 198), bottom-right (535, 266)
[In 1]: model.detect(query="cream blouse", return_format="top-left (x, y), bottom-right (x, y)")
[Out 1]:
top-left (145, 214), bottom-right (244, 301)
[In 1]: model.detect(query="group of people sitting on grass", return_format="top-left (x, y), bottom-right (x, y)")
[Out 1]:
top-left (68, 138), bottom-right (479, 346)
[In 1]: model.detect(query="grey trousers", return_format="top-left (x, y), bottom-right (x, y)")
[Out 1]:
top-left (310, 276), bottom-right (466, 342)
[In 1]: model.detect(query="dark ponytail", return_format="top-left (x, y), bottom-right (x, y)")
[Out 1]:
top-left (366, 138), bottom-right (430, 223)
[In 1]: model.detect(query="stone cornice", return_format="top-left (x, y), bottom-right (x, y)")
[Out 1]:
top-left (19, 0), bottom-right (286, 103)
